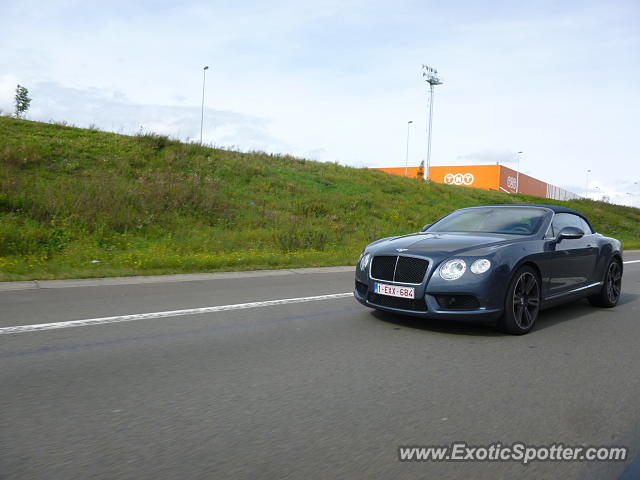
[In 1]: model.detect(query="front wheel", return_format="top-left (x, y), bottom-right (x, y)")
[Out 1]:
top-left (498, 266), bottom-right (541, 335)
top-left (588, 259), bottom-right (622, 307)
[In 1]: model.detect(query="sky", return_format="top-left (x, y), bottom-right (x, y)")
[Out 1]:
top-left (1, 0), bottom-right (639, 206)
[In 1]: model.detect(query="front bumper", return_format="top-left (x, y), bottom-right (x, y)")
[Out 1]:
top-left (354, 259), bottom-right (507, 322)
top-left (353, 286), bottom-right (503, 321)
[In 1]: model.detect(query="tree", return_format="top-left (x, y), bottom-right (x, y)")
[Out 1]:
top-left (416, 160), bottom-right (424, 179)
top-left (14, 84), bottom-right (31, 119)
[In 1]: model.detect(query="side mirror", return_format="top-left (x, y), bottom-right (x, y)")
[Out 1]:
top-left (421, 223), bottom-right (432, 232)
top-left (556, 226), bottom-right (584, 242)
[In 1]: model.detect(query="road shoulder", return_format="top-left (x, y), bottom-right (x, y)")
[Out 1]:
top-left (0, 266), bottom-right (355, 291)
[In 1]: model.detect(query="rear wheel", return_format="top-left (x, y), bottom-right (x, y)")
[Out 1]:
top-left (588, 259), bottom-right (622, 307)
top-left (498, 266), bottom-right (541, 335)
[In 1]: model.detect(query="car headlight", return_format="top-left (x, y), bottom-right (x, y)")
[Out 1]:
top-left (470, 258), bottom-right (491, 274)
top-left (359, 253), bottom-right (371, 271)
top-left (439, 259), bottom-right (466, 281)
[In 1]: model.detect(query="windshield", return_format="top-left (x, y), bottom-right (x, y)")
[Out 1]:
top-left (428, 207), bottom-right (548, 235)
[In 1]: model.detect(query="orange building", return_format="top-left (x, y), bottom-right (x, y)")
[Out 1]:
top-left (371, 165), bottom-right (579, 201)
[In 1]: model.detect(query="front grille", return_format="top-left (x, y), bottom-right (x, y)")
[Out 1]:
top-left (371, 256), bottom-right (397, 281)
top-left (370, 255), bottom-right (429, 283)
top-left (395, 256), bottom-right (429, 283)
top-left (434, 294), bottom-right (481, 310)
top-left (368, 293), bottom-right (427, 311)
top-left (355, 280), bottom-right (368, 296)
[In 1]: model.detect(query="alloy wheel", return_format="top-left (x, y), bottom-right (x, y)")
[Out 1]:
top-left (512, 272), bottom-right (540, 330)
top-left (606, 261), bottom-right (622, 304)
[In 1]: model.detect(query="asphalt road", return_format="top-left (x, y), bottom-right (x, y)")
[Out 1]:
top-left (1, 254), bottom-right (640, 479)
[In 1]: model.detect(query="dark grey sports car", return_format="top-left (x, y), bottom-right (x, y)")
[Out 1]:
top-left (354, 204), bottom-right (623, 334)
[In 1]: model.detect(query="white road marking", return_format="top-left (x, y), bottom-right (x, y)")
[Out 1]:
top-left (0, 292), bottom-right (353, 335)
top-left (2, 259), bottom-right (638, 335)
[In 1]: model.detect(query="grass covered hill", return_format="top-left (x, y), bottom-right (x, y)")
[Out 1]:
top-left (1, 116), bottom-right (639, 281)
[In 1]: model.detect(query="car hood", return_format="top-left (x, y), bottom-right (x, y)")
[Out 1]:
top-left (369, 232), bottom-right (521, 259)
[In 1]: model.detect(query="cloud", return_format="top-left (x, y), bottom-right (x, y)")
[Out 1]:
top-left (454, 150), bottom-right (520, 165)
top-left (0, 74), bottom-right (19, 114)
top-left (8, 79), bottom-right (287, 152)
top-left (585, 179), bottom-right (640, 207)
top-left (557, 178), bottom-right (640, 207)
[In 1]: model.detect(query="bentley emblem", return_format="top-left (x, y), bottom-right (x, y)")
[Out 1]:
top-left (396, 248), bottom-right (408, 252)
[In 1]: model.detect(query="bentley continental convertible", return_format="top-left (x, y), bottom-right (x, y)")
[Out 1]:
top-left (354, 205), bottom-right (623, 334)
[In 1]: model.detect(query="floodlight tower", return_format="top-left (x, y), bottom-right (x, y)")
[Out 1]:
top-left (422, 64), bottom-right (443, 181)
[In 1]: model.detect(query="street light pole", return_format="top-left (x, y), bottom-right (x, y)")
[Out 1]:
top-left (404, 120), bottom-right (413, 177)
top-left (422, 65), bottom-right (443, 181)
top-left (200, 65), bottom-right (210, 144)
top-left (516, 151), bottom-right (523, 194)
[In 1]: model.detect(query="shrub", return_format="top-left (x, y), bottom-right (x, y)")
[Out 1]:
top-left (277, 227), bottom-right (330, 252)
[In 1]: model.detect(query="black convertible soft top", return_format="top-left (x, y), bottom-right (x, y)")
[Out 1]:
top-left (480, 203), bottom-right (582, 214)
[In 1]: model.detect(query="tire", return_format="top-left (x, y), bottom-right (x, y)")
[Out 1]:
top-left (498, 266), bottom-right (541, 335)
top-left (588, 258), bottom-right (622, 308)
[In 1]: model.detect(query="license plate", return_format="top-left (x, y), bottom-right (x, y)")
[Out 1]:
top-left (374, 282), bottom-right (415, 299)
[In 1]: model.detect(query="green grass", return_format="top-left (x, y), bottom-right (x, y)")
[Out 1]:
top-left (1, 116), bottom-right (639, 281)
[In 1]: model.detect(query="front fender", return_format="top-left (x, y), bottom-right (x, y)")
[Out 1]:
top-left (427, 240), bottom-right (550, 309)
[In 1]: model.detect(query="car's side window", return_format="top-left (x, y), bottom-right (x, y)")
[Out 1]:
top-left (545, 217), bottom-right (555, 239)
top-left (550, 213), bottom-right (588, 238)
top-left (578, 217), bottom-right (593, 234)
